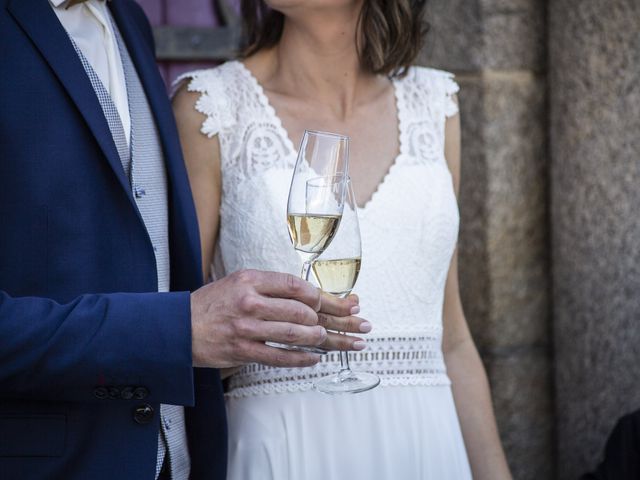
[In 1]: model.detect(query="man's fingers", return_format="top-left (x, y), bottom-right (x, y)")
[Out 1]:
top-left (318, 291), bottom-right (360, 317)
top-left (248, 271), bottom-right (322, 310)
top-left (251, 320), bottom-right (327, 347)
top-left (242, 341), bottom-right (321, 368)
top-left (317, 312), bottom-right (371, 334)
top-left (320, 332), bottom-right (367, 352)
top-left (257, 298), bottom-right (318, 326)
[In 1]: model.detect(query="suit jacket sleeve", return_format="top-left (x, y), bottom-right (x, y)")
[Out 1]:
top-left (0, 290), bottom-right (195, 406)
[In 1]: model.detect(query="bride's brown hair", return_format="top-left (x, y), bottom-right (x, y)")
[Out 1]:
top-left (240, 0), bottom-right (429, 78)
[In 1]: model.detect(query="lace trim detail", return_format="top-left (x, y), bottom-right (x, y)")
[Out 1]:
top-left (408, 67), bottom-right (459, 119)
top-left (226, 334), bottom-right (450, 398)
top-left (442, 72), bottom-right (460, 118)
top-left (394, 67), bottom-right (460, 166)
top-left (173, 69), bottom-right (235, 138)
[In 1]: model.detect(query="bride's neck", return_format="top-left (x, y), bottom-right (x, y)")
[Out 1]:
top-left (258, 6), bottom-right (374, 118)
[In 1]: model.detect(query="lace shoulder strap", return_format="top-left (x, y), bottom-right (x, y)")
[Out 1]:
top-left (173, 62), bottom-right (296, 194)
top-left (395, 67), bottom-right (460, 167)
top-left (432, 68), bottom-right (460, 119)
top-left (398, 67), bottom-right (460, 124)
top-left (172, 63), bottom-right (240, 138)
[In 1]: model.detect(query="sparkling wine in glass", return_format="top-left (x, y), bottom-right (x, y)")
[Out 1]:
top-left (286, 179), bottom-right (343, 278)
top-left (267, 130), bottom-right (349, 352)
top-left (287, 131), bottom-right (349, 278)
top-left (314, 178), bottom-right (380, 394)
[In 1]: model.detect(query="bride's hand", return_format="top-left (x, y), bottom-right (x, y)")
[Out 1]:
top-left (316, 292), bottom-right (371, 352)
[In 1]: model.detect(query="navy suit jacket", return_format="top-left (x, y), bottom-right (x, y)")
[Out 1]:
top-left (0, 0), bottom-right (227, 478)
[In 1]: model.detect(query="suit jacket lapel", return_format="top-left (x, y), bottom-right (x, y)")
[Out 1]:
top-left (7, 0), bottom-right (137, 207)
top-left (109, 1), bottom-right (203, 289)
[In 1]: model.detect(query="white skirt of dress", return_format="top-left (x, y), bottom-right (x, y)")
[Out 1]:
top-left (225, 385), bottom-right (472, 480)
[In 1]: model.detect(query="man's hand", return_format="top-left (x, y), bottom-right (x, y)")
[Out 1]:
top-left (191, 270), bottom-right (369, 369)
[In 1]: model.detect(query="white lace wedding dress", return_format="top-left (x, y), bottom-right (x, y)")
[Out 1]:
top-left (177, 61), bottom-right (472, 479)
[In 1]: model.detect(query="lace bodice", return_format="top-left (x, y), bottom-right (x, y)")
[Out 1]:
top-left (176, 61), bottom-right (460, 397)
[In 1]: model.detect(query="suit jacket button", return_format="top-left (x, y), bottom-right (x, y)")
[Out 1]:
top-left (133, 404), bottom-right (154, 425)
top-left (94, 386), bottom-right (108, 399)
top-left (121, 386), bottom-right (134, 400)
top-left (133, 387), bottom-right (149, 399)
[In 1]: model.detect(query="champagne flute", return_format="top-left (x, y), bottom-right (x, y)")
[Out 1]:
top-left (314, 178), bottom-right (380, 394)
top-left (267, 130), bottom-right (349, 352)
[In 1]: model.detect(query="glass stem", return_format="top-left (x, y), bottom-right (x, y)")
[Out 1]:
top-left (338, 291), bottom-right (353, 379)
top-left (338, 348), bottom-right (354, 381)
top-left (301, 261), bottom-right (312, 281)
top-left (339, 348), bottom-right (351, 372)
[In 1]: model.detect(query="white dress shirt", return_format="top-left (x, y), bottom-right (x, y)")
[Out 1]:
top-left (50, 0), bottom-right (131, 145)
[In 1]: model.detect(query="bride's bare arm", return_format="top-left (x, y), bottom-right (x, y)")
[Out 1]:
top-left (442, 99), bottom-right (512, 479)
top-left (173, 85), bottom-right (242, 379)
top-left (172, 84), bottom-right (222, 282)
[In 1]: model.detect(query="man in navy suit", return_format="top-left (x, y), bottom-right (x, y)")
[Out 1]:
top-left (0, 0), bottom-right (366, 478)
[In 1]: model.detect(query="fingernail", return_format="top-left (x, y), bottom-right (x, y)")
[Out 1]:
top-left (319, 327), bottom-right (328, 341)
top-left (350, 305), bottom-right (361, 315)
top-left (353, 340), bottom-right (367, 351)
top-left (359, 321), bottom-right (372, 333)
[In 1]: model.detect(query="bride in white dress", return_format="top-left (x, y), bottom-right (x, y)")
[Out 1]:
top-left (173, 0), bottom-right (512, 478)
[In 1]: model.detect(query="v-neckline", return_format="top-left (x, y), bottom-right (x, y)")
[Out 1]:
top-left (234, 60), bottom-right (406, 212)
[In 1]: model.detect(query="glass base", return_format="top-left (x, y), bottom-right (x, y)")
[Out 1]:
top-left (314, 370), bottom-right (380, 394)
top-left (265, 341), bottom-right (328, 354)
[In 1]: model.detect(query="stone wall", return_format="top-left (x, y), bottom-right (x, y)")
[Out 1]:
top-left (549, 1), bottom-right (640, 479)
top-left (420, 1), bottom-right (553, 479)
top-left (425, 0), bottom-right (640, 478)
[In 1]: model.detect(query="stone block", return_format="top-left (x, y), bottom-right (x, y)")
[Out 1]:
top-left (550, 0), bottom-right (640, 478)
top-left (484, 71), bottom-right (548, 350)
top-left (420, 0), bottom-right (545, 72)
top-left (456, 71), bottom-right (552, 478)
top-left (420, 0), bottom-right (483, 72)
top-left (485, 348), bottom-right (554, 480)
top-left (482, 8), bottom-right (545, 71)
top-left (455, 73), bottom-right (549, 352)
top-left (480, 0), bottom-right (541, 11)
